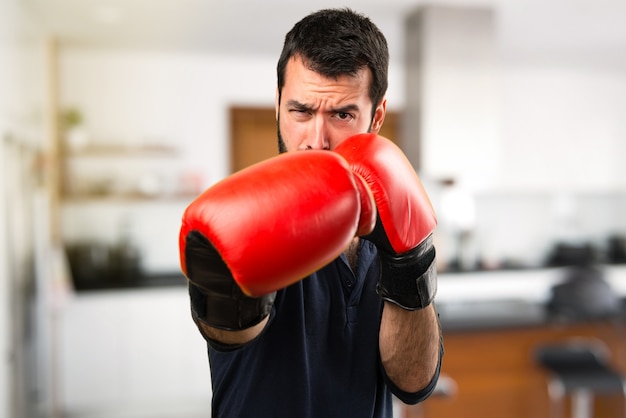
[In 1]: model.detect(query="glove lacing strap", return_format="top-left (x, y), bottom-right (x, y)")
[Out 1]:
top-left (376, 234), bottom-right (437, 310)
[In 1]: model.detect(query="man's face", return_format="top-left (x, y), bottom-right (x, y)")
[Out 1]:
top-left (276, 56), bottom-right (386, 152)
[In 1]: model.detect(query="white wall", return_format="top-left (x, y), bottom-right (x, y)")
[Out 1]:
top-left (499, 63), bottom-right (626, 192)
top-left (59, 49), bottom-right (274, 187)
top-left (408, 7), bottom-right (501, 190)
top-left (0, 0), bottom-right (48, 416)
top-left (0, 22), bottom-right (11, 418)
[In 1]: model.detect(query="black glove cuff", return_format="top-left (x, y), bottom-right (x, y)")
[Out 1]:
top-left (189, 282), bottom-right (275, 331)
top-left (376, 234), bottom-right (437, 310)
top-left (185, 230), bottom-right (275, 331)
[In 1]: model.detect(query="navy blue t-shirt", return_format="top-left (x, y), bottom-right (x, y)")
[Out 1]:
top-left (206, 240), bottom-right (440, 418)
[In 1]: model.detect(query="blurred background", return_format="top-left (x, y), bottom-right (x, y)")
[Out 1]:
top-left (1, 0), bottom-right (626, 417)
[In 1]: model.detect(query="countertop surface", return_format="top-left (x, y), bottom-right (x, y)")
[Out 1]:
top-left (437, 299), bottom-right (548, 331)
top-left (434, 264), bottom-right (626, 330)
top-left (72, 265), bottom-right (626, 332)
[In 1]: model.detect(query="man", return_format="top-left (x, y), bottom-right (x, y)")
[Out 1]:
top-left (179, 8), bottom-right (443, 417)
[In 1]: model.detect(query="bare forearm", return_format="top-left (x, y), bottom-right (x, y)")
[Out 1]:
top-left (379, 303), bottom-right (440, 392)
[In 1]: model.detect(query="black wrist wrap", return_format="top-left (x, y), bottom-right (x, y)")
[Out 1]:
top-left (376, 234), bottom-right (437, 310)
top-left (185, 231), bottom-right (275, 331)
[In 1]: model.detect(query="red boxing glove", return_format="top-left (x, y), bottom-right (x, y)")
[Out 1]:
top-left (335, 133), bottom-right (438, 310)
top-left (179, 150), bottom-right (375, 330)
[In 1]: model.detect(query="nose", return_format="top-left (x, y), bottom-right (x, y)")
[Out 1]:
top-left (305, 117), bottom-right (330, 150)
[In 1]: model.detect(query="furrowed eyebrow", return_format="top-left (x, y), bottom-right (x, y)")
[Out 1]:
top-left (329, 104), bottom-right (360, 114)
top-left (286, 100), bottom-right (314, 111)
top-left (285, 100), bottom-right (360, 114)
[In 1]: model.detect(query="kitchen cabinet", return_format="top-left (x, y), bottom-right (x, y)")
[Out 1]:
top-left (58, 287), bottom-right (212, 416)
top-left (405, 321), bottom-right (626, 418)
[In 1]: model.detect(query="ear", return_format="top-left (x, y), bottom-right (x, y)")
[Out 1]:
top-left (370, 98), bottom-right (387, 134)
top-left (275, 87), bottom-right (280, 120)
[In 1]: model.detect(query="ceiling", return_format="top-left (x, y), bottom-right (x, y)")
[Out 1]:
top-left (21, 0), bottom-right (626, 67)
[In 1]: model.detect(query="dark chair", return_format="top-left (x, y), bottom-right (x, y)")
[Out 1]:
top-left (534, 338), bottom-right (626, 418)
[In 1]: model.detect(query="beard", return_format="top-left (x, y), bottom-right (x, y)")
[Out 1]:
top-left (277, 114), bottom-right (287, 154)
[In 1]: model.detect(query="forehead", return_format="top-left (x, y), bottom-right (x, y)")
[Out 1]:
top-left (282, 56), bottom-right (372, 104)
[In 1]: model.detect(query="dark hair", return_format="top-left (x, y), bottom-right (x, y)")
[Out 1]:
top-left (277, 8), bottom-right (389, 120)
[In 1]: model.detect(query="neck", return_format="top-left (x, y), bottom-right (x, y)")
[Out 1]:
top-left (345, 238), bottom-right (360, 273)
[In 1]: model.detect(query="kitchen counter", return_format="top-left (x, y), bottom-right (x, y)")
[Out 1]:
top-left (438, 297), bottom-right (626, 331)
top-left (72, 271), bottom-right (186, 291)
top-left (72, 264), bottom-right (626, 333)
top-left (437, 299), bottom-right (548, 331)
top-left (435, 264), bottom-right (626, 329)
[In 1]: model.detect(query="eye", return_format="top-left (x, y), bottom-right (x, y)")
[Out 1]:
top-left (335, 112), bottom-right (354, 121)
